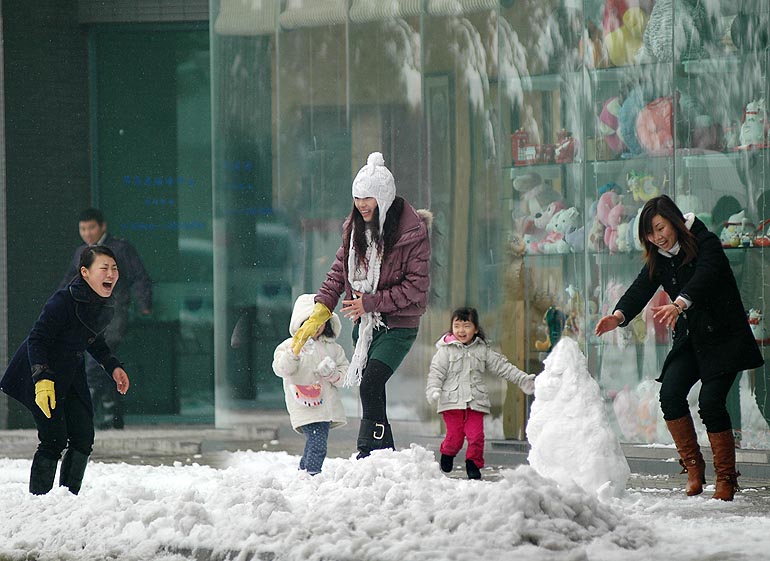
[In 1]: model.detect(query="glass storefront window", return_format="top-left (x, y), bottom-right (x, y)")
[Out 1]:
top-left (92, 26), bottom-right (214, 422)
top-left (207, 1), bottom-right (770, 448)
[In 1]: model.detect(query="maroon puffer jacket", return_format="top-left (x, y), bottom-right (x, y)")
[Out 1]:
top-left (315, 199), bottom-right (432, 329)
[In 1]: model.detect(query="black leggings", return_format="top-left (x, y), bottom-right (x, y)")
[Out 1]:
top-left (33, 386), bottom-right (94, 461)
top-left (359, 359), bottom-right (394, 423)
top-left (659, 342), bottom-right (737, 433)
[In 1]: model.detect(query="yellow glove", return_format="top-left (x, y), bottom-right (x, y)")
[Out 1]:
top-left (291, 302), bottom-right (332, 355)
top-left (34, 379), bottom-right (56, 419)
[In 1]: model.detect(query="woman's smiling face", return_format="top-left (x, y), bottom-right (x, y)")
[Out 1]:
top-left (354, 197), bottom-right (378, 223)
top-left (646, 214), bottom-right (678, 251)
top-left (81, 254), bottom-right (119, 297)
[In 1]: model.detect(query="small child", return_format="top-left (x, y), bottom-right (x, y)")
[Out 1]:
top-left (273, 294), bottom-right (348, 475)
top-left (426, 307), bottom-right (536, 480)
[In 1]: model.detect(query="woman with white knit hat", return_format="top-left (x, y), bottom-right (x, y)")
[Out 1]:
top-left (292, 151), bottom-right (432, 458)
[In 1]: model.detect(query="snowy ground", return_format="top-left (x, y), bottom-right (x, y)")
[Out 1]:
top-left (2, 446), bottom-right (770, 561)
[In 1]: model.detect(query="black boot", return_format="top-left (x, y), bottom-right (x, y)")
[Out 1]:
top-left (466, 459), bottom-right (482, 480)
top-left (29, 452), bottom-right (59, 495)
top-left (59, 448), bottom-right (90, 495)
top-left (440, 454), bottom-right (454, 473)
top-left (381, 423), bottom-right (395, 451)
top-left (356, 419), bottom-right (387, 459)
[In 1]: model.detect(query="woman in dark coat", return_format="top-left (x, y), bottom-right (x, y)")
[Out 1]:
top-left (291, 151), bottom-right (431, 458)
top-left (1, 245), bottom-right (130, 494)
top-left (595, 195), bottom-right (762, 501)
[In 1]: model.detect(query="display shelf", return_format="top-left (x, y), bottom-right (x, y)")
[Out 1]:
top-left (505, 162), bottom-right (580, 180)
top-left (498, 1), bottom-right (770, 434)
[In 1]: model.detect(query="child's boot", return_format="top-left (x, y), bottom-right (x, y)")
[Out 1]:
top-left (440, 454), bottom-right (454, 473)
top-left (466, 459), bottom-right (481, 480)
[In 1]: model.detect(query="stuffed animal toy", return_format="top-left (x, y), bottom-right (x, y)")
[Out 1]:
top-left (739, 98), bottom-right (767, 148)
top-left (513, 173), bottom-right (564, 233)
top-left (643, 0), bottom-right (710, 62)
top-left (602, 0), bottom-right (650, 66)
top-left (540, 232), bottom-right (570, 254)
top-left (636, 95), bottom-right (677, 153)
top-left (616, 221), bottom-right (630, 252)
top-left (617, 87), bottom-right (646, 155)
top-left (627, 170), bottom-right (660, 203)
top-left (542, 207), bottom-right (580, 254)
top-left (547, 207), bottom-right (581, 237)
top-left (598, 96), bottom-right (627, 156)
top-left (596, 191), bottom-right (624, 253)
top-left (534, 200), bottom-right (567, 231)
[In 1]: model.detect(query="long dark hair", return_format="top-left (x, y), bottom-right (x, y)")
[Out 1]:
top-left (639, 195), bottom-right (697, 279)
top-left (450, 307), bottom-right (487, 343)
top-left (344, 196), bottom-right (405, 270)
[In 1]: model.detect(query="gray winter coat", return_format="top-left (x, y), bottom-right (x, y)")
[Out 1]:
top-left (426, 334), bottom-right (529, 414)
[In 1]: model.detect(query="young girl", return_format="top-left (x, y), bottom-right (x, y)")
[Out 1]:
top-left (273, 294), bottom-right (348, 475)
top-left (426, 307), bottom-right (536, 479)
top-left (1, 246), bottom-right (130, 495)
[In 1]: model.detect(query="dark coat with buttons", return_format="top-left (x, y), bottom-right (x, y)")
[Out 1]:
top-left (0, 276), bottom-right (121, 419)
top-left (613, 217), bottom-right (763, 382)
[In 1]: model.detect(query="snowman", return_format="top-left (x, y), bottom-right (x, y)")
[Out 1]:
top-left (526, 337), bottom-right (630, 499)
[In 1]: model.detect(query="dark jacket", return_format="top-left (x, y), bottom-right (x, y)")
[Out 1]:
top-left (614, 217), bottom-right (763, 382)
top-left (60, 233), bottom-right (152, 315)
top-left (315, 198), bottom-right (432, 329)
top-left (1, 277), bottom-right (122, 418)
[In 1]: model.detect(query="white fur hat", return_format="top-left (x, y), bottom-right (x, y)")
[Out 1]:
top-left (352, 151), bottom-right (396, 232)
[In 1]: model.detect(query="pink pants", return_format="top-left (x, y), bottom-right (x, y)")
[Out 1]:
top-left (440, 408), bottom-right (485, 468)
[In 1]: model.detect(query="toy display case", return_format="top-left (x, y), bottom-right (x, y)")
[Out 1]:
top-left (499, 0), bottom-right (770, 445)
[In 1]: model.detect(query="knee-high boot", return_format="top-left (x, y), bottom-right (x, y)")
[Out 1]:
top-left (708, 430), bottom-right (740, 501)
top-left (29, 452), bottom-right (59, 495)
top-left (666, 416), bottom-right (706, 496)
top-left (356, 419), bottom-right (387, 459)
top-left (59, 448), bottom-right (90, 495)
top-left (381, 423), bottom-right (394, 451)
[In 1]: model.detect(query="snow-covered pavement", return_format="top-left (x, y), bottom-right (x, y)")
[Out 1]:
top-left (1, 446), bottom-right (769, 561)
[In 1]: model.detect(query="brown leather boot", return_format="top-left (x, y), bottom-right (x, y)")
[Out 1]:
top-left (708, 430), bottom-right (740, 501)
top-left (666, 416), bottom-right (706, 496)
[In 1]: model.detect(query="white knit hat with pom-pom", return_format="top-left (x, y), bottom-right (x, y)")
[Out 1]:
top-left (352, 151), bottom-right (396, 232)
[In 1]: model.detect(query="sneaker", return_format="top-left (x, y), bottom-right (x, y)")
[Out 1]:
top-left (440, 454), bottom-right (454, 473)
top-left (466, 459), bottom-right (481, 480)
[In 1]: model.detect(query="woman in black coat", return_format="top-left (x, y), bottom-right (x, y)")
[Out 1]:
top-left (0, 246), bottom-right (130, 494)
top-left (595, 195), bottom-right (762, 501)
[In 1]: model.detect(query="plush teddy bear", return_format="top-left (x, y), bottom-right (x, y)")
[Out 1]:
top-left (596, 190), bottom-right (624, 253)
top-left (602, 0), bottom-right (651, 66)
top-left (541, 206), bottom-right (580, 254)
top-left (547, 207), bottom-right (581, 237)
top-left (513, 173), bottom-right (563, 222)
top-left (534, 200), bottom-right (567, 231)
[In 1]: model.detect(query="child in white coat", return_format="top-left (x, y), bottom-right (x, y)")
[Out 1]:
top-left (273, 294), bottom-right (348, 475)
top-left (426, 307), bottom-right (536, 479)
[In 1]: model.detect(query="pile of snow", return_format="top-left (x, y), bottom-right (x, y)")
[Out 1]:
top-left (0, 446), bottom-right (650, 561)
top-left (527, 337), bottom-right (631, 499)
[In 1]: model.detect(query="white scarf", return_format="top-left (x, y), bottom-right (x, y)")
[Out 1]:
top-left (344, 228), bottom-right (385, 387)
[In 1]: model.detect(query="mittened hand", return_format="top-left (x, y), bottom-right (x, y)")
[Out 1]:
top-left (519, 374), bottom-right (536, 395)
top-left (314, 356), bottom-right (337, 379)
top-left (426, 388), bottom-right (441, 405)
top-left (34, 379), bottom-right (56, 419)
top-left (291, 303), bottom-right (332, 355)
